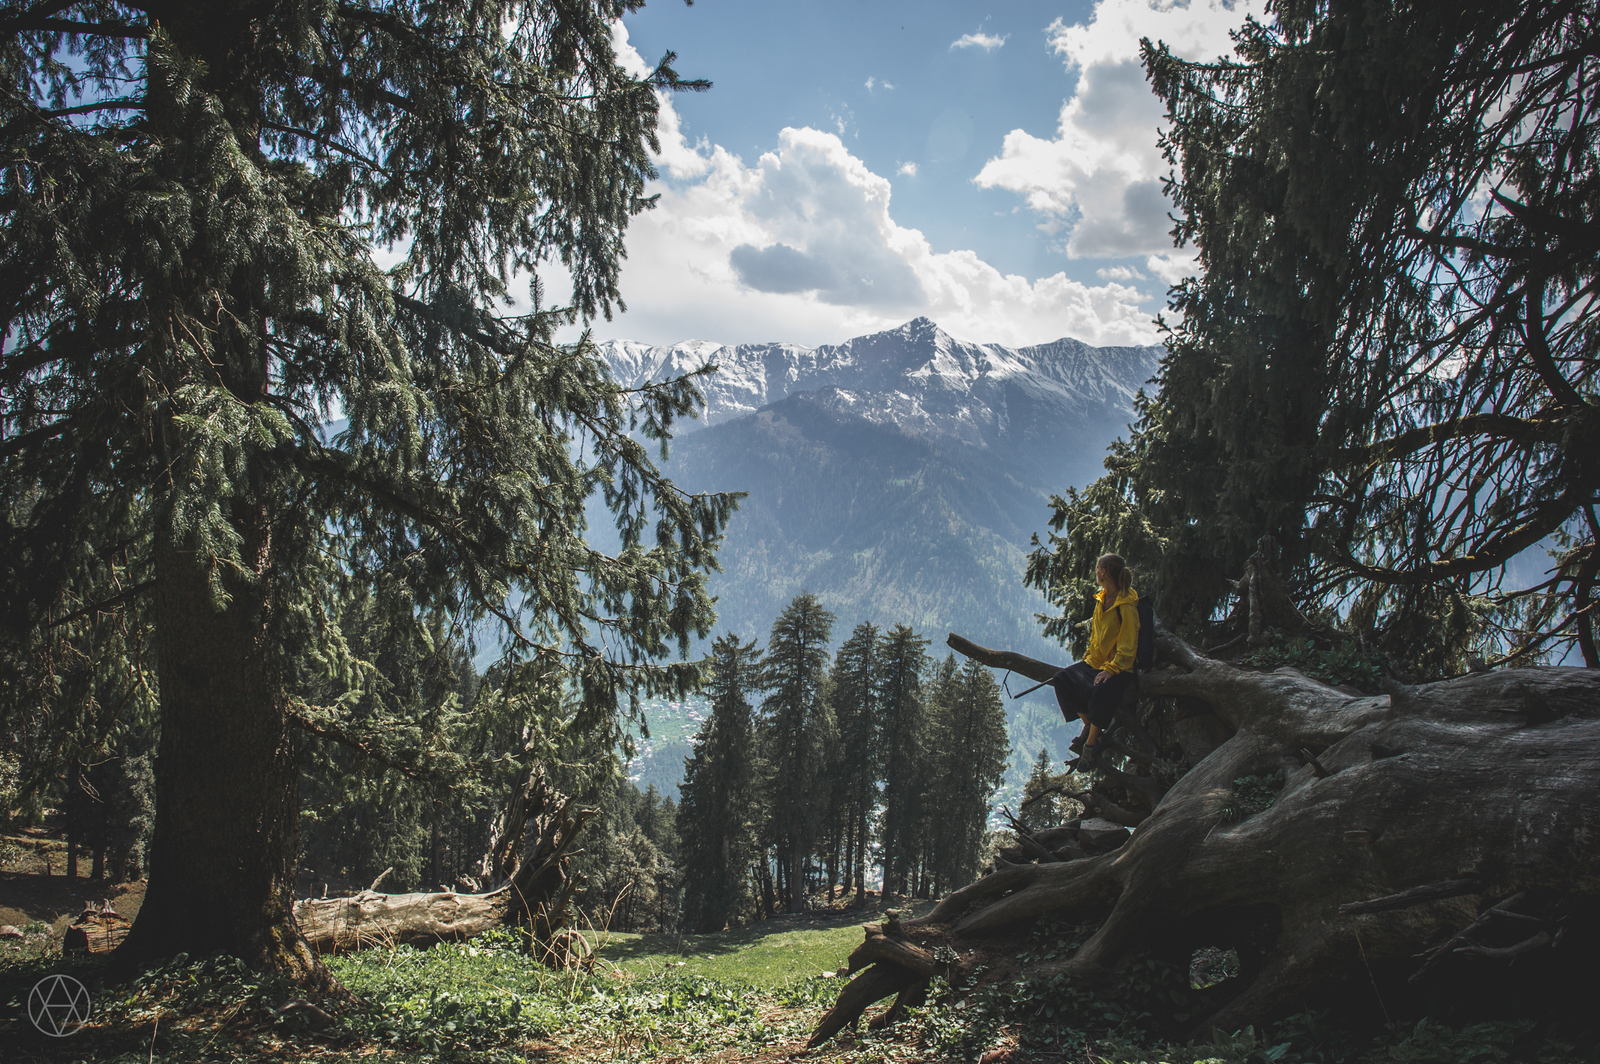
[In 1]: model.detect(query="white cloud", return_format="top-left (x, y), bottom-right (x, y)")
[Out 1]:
top-left (570, 20), bottom-right (1161, 350)
top-left (1145, 251), bottom-right (1199, 287)
top-left (975, 0), bottom-right (1266, 258)
top-left (865, 76), bottom-right (875, 91)
top-left (951, 31), bottom-right (1007, 51)
top-left (601, 123), bottom-right (1160, 347)
top-left (1097, 265), bottom-right (1146, 280)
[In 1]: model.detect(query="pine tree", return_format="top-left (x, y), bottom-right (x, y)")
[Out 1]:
top-left (570, 776), bottom-right (677, 933)
top-left (921, 657), bottom-right (1008, 894)
top-left (1020, 747), bottom-right (1059, 835)
top-left (636, 785), bottom-right (682, 933)
top-left (875, 624), bottom-right (928, 898)
top-left (677, 633), bottom-right (762, 933)
top-left (298, 594), bottom-right (478, 894)
top-left (827, 622), bottom-right (880, 903)
top-left (1029, 0), bottom-right (1599, 675)
top-left (0, 1), bottom-right (728, 982)
top-left (759, 594), bottom-right (835, 913)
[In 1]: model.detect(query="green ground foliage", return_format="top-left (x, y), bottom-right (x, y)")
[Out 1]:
top-left (3, 913), bottom-right (1594, 1064)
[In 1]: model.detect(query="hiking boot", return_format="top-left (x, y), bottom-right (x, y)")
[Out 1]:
top-left (1069, 733), bottom-right (1085, 754)
top-left (1079, 742), bottom-right (1101, 769)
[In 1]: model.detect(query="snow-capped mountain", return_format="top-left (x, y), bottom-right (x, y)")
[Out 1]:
top-left (588, 317), bottom-right (1163, 679)
top-left (597, 317), bottom-right (1161, 460)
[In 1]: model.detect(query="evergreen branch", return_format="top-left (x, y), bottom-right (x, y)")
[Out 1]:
top-left (34, 95), bottom-right (144, 118)
top-left (287, 700), bottom-right (460, 782)
top-left (1486, 602), bottom-right (1592, 669)
top-left (12, 16), bottom-right (149, 37)
top-left (1407, 225), bottom-right (1529, 262)
top-left (1522, 284), bottom-right (1587, 410)
top-left (1340, 413), bottom-right (1556, 467)
top-left (0, 0), bottom-right (75, 35)
top-left (294, 450), bottom-right (467, 537)
top-left (48, 580), bottom-right (157, 629)
top-left (0, 409), bottom-right (86, 461)
top-left (1332, 486), bottom-right (1589, 586)
top-left (261, 121), bottom-right (385, 171)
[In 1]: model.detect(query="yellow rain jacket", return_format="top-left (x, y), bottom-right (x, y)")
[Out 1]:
top-left (1084, 587), bottom-right (1140, 675)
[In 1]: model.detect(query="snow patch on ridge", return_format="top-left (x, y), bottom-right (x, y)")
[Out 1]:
top-left (595, 317), bottom-right (1162, 452)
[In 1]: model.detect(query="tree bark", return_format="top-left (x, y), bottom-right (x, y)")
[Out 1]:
top-left (117, 513), bottom-right (327, 985)
top-left (810, 626), bottom-right (1600, 1043)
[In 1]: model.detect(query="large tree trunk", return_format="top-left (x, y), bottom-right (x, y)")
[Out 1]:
top-left (811, 627), bottom-right (1600, 1042)
top-left (118, 512), bottom-right (326, 985)
top-left (114, 7), bottom-right (325, 985)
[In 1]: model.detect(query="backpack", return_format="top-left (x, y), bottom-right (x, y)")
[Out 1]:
top-left (1117, 599), bottom-right (1157, 674)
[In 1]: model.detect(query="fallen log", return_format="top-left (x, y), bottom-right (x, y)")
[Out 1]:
top-left (295, 762), bottom-right (593, 960)
top-left (294, 887), bottom-right (513, 953)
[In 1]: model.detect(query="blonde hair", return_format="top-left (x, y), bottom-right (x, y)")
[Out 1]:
top-left (1097, 553), bottom-right (1133, 594)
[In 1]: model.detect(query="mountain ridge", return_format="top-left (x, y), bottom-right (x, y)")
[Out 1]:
top-left (598, 317), bottom-right (1161, 481)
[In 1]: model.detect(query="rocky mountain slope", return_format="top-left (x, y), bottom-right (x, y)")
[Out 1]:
top-left (599, 317), bottom-right (1160, 486)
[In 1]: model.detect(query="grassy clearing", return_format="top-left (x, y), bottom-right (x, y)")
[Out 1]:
top-left (591, 907), bottom-right (903, 986)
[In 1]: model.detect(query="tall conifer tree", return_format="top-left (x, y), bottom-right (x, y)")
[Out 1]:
top-left (874, 623), bottom-right (927, 898)
top-left (923, 656), bottom-right (1008, 895)
top-left (827, 621), bottom-right (879, 903)
top-left (1030, 0), bottom-right (1599, 674)
top-left (677, 633), bottom-right (761, 933)
top-left (758, 593), bottom-right (834, 912)
top-left (0, 0), bottom-right (729, 981)
top-left (1020, 746), bottom-right (1060, 835)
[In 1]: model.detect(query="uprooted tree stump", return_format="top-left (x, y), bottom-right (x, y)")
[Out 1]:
top-left (809, 626), bottom-right (1600, 1044)
top-left (294, 763), bottom-right (594, 965)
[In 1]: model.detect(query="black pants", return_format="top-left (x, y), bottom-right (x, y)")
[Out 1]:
top-left (1050, 661), bottom-right (1134, 731)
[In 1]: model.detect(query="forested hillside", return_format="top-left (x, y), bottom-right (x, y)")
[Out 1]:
top-left (668, 393), bottom-right (1062, 661)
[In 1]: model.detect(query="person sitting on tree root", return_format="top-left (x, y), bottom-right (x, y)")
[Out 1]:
top-left (1051, 553), bottom-right (1140, 770)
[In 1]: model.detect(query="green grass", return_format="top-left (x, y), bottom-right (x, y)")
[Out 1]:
top-left (593, 915), bottom-right (871, 986)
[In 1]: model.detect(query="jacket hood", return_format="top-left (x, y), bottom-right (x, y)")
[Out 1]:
top-left (1099, 586), bottom-right (1139, 609)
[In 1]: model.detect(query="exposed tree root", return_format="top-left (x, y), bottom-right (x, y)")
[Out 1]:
top-left (809, 626), bottom-right (1600, 1044)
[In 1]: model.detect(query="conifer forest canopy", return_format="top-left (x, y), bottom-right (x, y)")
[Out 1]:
top-left (0, 0), bottom-right (734, 981)
top-left (1029, 0), bottom-right (1599, 675)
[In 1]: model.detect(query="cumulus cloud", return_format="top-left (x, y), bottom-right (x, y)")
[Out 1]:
top-left (951, 31), bottom-right (1007, 51)
top-left (898, 162), bottom-right (918, 177)
top-left (1145, 250), bottom-right (1199, 287)
top-left (974, 0), bottom-right (1266, 258)
top-left (561, 20), bottom-right (1161, 349)
top-left (594, 121), bottom-right (1160, 348)
top-left (1097, 265), bottom-right (1146, 281)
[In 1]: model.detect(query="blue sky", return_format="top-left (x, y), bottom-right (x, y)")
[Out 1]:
top-left (563, 0), bottom-right (1265, 349)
